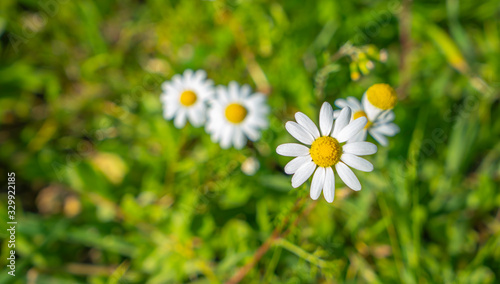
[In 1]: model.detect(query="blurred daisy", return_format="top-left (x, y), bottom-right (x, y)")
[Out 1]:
top-left (206, 81), bottom-right (269, 149)
top-left (276, 103), bottom-right (377, 202)
top-left (333, 85), bottom-right (399, 146)
top-left (362, 83), bottom-right (397, 120)
top-left (241, 156), bottom-right (260, 176)
top-left (160, 69), bottom-right (214, 128)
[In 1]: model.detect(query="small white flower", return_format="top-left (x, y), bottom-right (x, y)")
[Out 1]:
top-left (160, 69), bottom-right (214, 128)
top-left (333, 84), bottom-right (399, 146)
top-left (206, 81), bottom-right (269, 149)
top-left (241, 157), bottom-right (260, 176)
top-left (277, 103), bottom-right (377, 203)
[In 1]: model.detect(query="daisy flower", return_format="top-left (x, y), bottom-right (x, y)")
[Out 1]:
top-left (160, 69), bottom-right (214, 128)
top-left (206, 81), bottom-right (269, 149)
top-left (276, 103), bottom-right (377, 203)
top-left (333, 84), bottom-right (399, 146)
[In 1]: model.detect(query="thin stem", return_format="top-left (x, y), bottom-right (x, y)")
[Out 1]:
top-left (225, 198), bottom-right (316, 284)
top-left (397, 0), bottom-right (413, 99)
top-left (274, 238), bottom-right (328, 268)
top-left (377, 194), bottom-right (405, 283)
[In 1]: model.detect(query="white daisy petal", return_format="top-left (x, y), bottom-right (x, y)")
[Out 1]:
top-left (220, 125), bottom-right (234, 149)
top-left (183, 69), bottom-right (194, 83)
top-left (349, 129), bottom-right (368, 142)
top-left (285, 121), bottom-right (315, 145)
top-left (284, 155), bottom-right (312, 174)
top-left (195, 103), bottom-right (207, 122)
top-left (362, 93), bottom-right (382, 121)
top-left (160, 92), bottom-right (168, 103)
top-left (199, 81), bottom-right (215, 100)
top-left (378, 110), bottom-right (395, 123)
top-left (247, 114), bottom-right (268, 128)
top-left (295, 112), bottom-right (320, 138)
top-left (228, 81), bottom-right (239, 100)
top-left (372, 123), bottom-right (399, 136)
top-left (210, 130), bottom-right (221, 143)
top-left (193, 69), bottom-right (207, 82)
top-left (172, 74), bottom-right (183, 88)
top-left (332, 106), bottom-right (351, 138)
top-left (242, 124), bottom-right (261, 141)
top-left (247, 94), bottom-right (266, 107)
top-left (174, 108), bottom-right (187, 128)
top-left (163, 102), bottom-right (178, 120)
top-left (252, 106), bottom-right (270, 118)
top-left (240, 84), bottom-right (252, 98)
top-left (347, 97), bottom-right (362, 110)
top-left (335, 162), bottom-right (361, 191)
top-left (187, 108), bottom-right (203, 127)
top-left (291, 161), bottom-right (316, 188)
top-left (341, 153), bottom-right (373, 172)
top-left (333, 110), bottom-right (341, 119)
top-left (276, 143), bottom-right (310, 157)
top-left (161, 82), bottom-right (174, 93)
top-left (216, 86), bottom-right (230, 104)
top-left (323, 167), bottom-right (335, 203)
top-left (337, 117), bottom-right (367, 143)
top-left (310, 167), bottom-right (325, 200)
top-left (342, 142), bottom-right (377, 156)
top-left (369, 129), bottom-right (388, 146)
top-left (233, 127), bottom-right (247, 149)
top-left (319, 102), bottom-right (334, 136)
top-left (207, 118), bottom-right (222, 142)
top-left (334, 98), bottom-right (348, 109)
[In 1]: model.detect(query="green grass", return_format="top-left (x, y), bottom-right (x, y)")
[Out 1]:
top-left (1, 0), bottom-right (499, 283)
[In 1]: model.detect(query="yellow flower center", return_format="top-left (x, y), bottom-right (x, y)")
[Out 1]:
top-left (179, 90), bottom-right (197, 106)
top-left (225, 103), bottom-right (248, 124)
top-left (309, 136), bottom-right (341, 168)
top-left (366, 83), bottom-right (397, 110)
top-left (353, 110), bottom-right (372, 129)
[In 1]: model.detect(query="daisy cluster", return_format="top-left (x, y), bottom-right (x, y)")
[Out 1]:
top-left (160, 70), bottom-right (399, 203)
top-left (277, 83), bottom-right (399, 203)
top-left (160, 69), bottom-right (270, 149)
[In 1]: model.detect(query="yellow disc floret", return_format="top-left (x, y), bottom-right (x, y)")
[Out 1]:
top-left (353, 110), bottom-right (367, 120)
top-left (225, 103), bottom-right (248, 124)
top-left (353, 110), bottom-right (372, 129)
top-left (179, 90), bottom-right (197, 106)
top-left (309, 136), bottom-right (341, 168)
top-left (366, 83), bottom-right (397, 110)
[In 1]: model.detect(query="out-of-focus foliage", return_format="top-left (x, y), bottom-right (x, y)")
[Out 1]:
top-left (1, 0), bottom-right (499, 283)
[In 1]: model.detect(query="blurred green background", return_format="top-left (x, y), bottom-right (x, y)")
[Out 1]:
top-left (1, 0), bottom-right (499, 283)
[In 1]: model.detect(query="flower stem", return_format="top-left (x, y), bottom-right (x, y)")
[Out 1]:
top-left (225, 197), bottom-right (317, 284)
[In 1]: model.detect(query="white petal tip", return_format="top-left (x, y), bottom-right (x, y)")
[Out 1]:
top-left (358, 116), bottom-right (368, 126)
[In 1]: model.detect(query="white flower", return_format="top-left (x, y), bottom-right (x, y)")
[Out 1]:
top-left (241, 157), bottom-right (260, 176)
top-left (333, 84), bottom-right (399, 146)
top-left (160, 69), bottom-right (214, 128)
top-left (276, 103), bottom-right (377, 203)
top-left (206, 81), bottom-right (269, 149)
